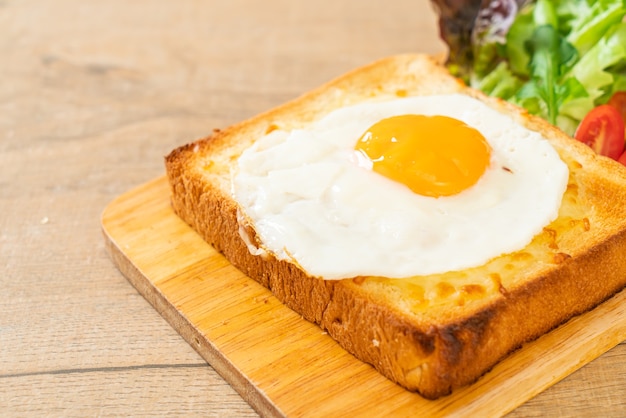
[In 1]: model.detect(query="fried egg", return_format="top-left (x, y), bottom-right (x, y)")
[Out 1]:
top-left (233, 94), bottom-right (569, 280)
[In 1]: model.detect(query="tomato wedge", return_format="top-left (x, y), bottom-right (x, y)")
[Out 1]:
top-left (608, 91), bottom-right (626, 121)
top-left (574, 104), bottom-right (625, 161)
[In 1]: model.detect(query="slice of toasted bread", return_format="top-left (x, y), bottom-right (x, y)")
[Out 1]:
top-left (165, 54), bottom-right (626, 399)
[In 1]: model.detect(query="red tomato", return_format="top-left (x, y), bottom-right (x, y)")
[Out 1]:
top-left (608, 91), bottom-right (626, 121)
top-left (574, 104), bottom-right (625, 160)
top-left (618, 151), bottom-right (626, 166)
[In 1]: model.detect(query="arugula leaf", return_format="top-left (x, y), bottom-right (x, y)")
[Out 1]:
top-left (517, 23), bottom-right (578, 125)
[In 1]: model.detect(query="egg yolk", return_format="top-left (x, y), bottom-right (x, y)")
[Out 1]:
top-left (355, 114), bottom-right (492, 197)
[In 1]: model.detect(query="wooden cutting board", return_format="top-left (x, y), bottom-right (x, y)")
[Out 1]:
top-left (101, 176), bottom-right (626, 417)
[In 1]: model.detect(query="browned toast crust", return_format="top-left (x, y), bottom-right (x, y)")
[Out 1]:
top-left (165, 54), bottom-right (626, 399)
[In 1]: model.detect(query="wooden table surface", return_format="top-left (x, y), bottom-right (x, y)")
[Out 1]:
top-left (2, 0), bottom-right (625, 416)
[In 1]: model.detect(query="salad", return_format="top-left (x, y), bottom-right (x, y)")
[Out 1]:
top-left (431, 0), bottom-right (626, 163)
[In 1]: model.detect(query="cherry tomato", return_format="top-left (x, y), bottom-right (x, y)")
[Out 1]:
top-left (618, 151), bottom-right (626, 166)
top-left (608, 91), bottom-right (626, 121)
top-left (574, 104), bottom-right (625, 161)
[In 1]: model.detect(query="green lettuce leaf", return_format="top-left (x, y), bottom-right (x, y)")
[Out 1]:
top-left (565, 0), bottom-right (626, 55)
top-left (505, 4), bottom-right (535, 77)
top-left (471, 61), bottom-right (523, 99)
top-left (561, 22), bottom-right (626, 121)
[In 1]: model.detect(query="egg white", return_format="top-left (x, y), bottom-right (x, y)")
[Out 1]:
top-left (233, 94), bottom-right (569, 279)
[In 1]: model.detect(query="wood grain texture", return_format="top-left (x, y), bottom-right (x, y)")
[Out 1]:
top-left (2, 0), bottom-right (625, 416)
top-left (102, 177), bottom-right (626, 417)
